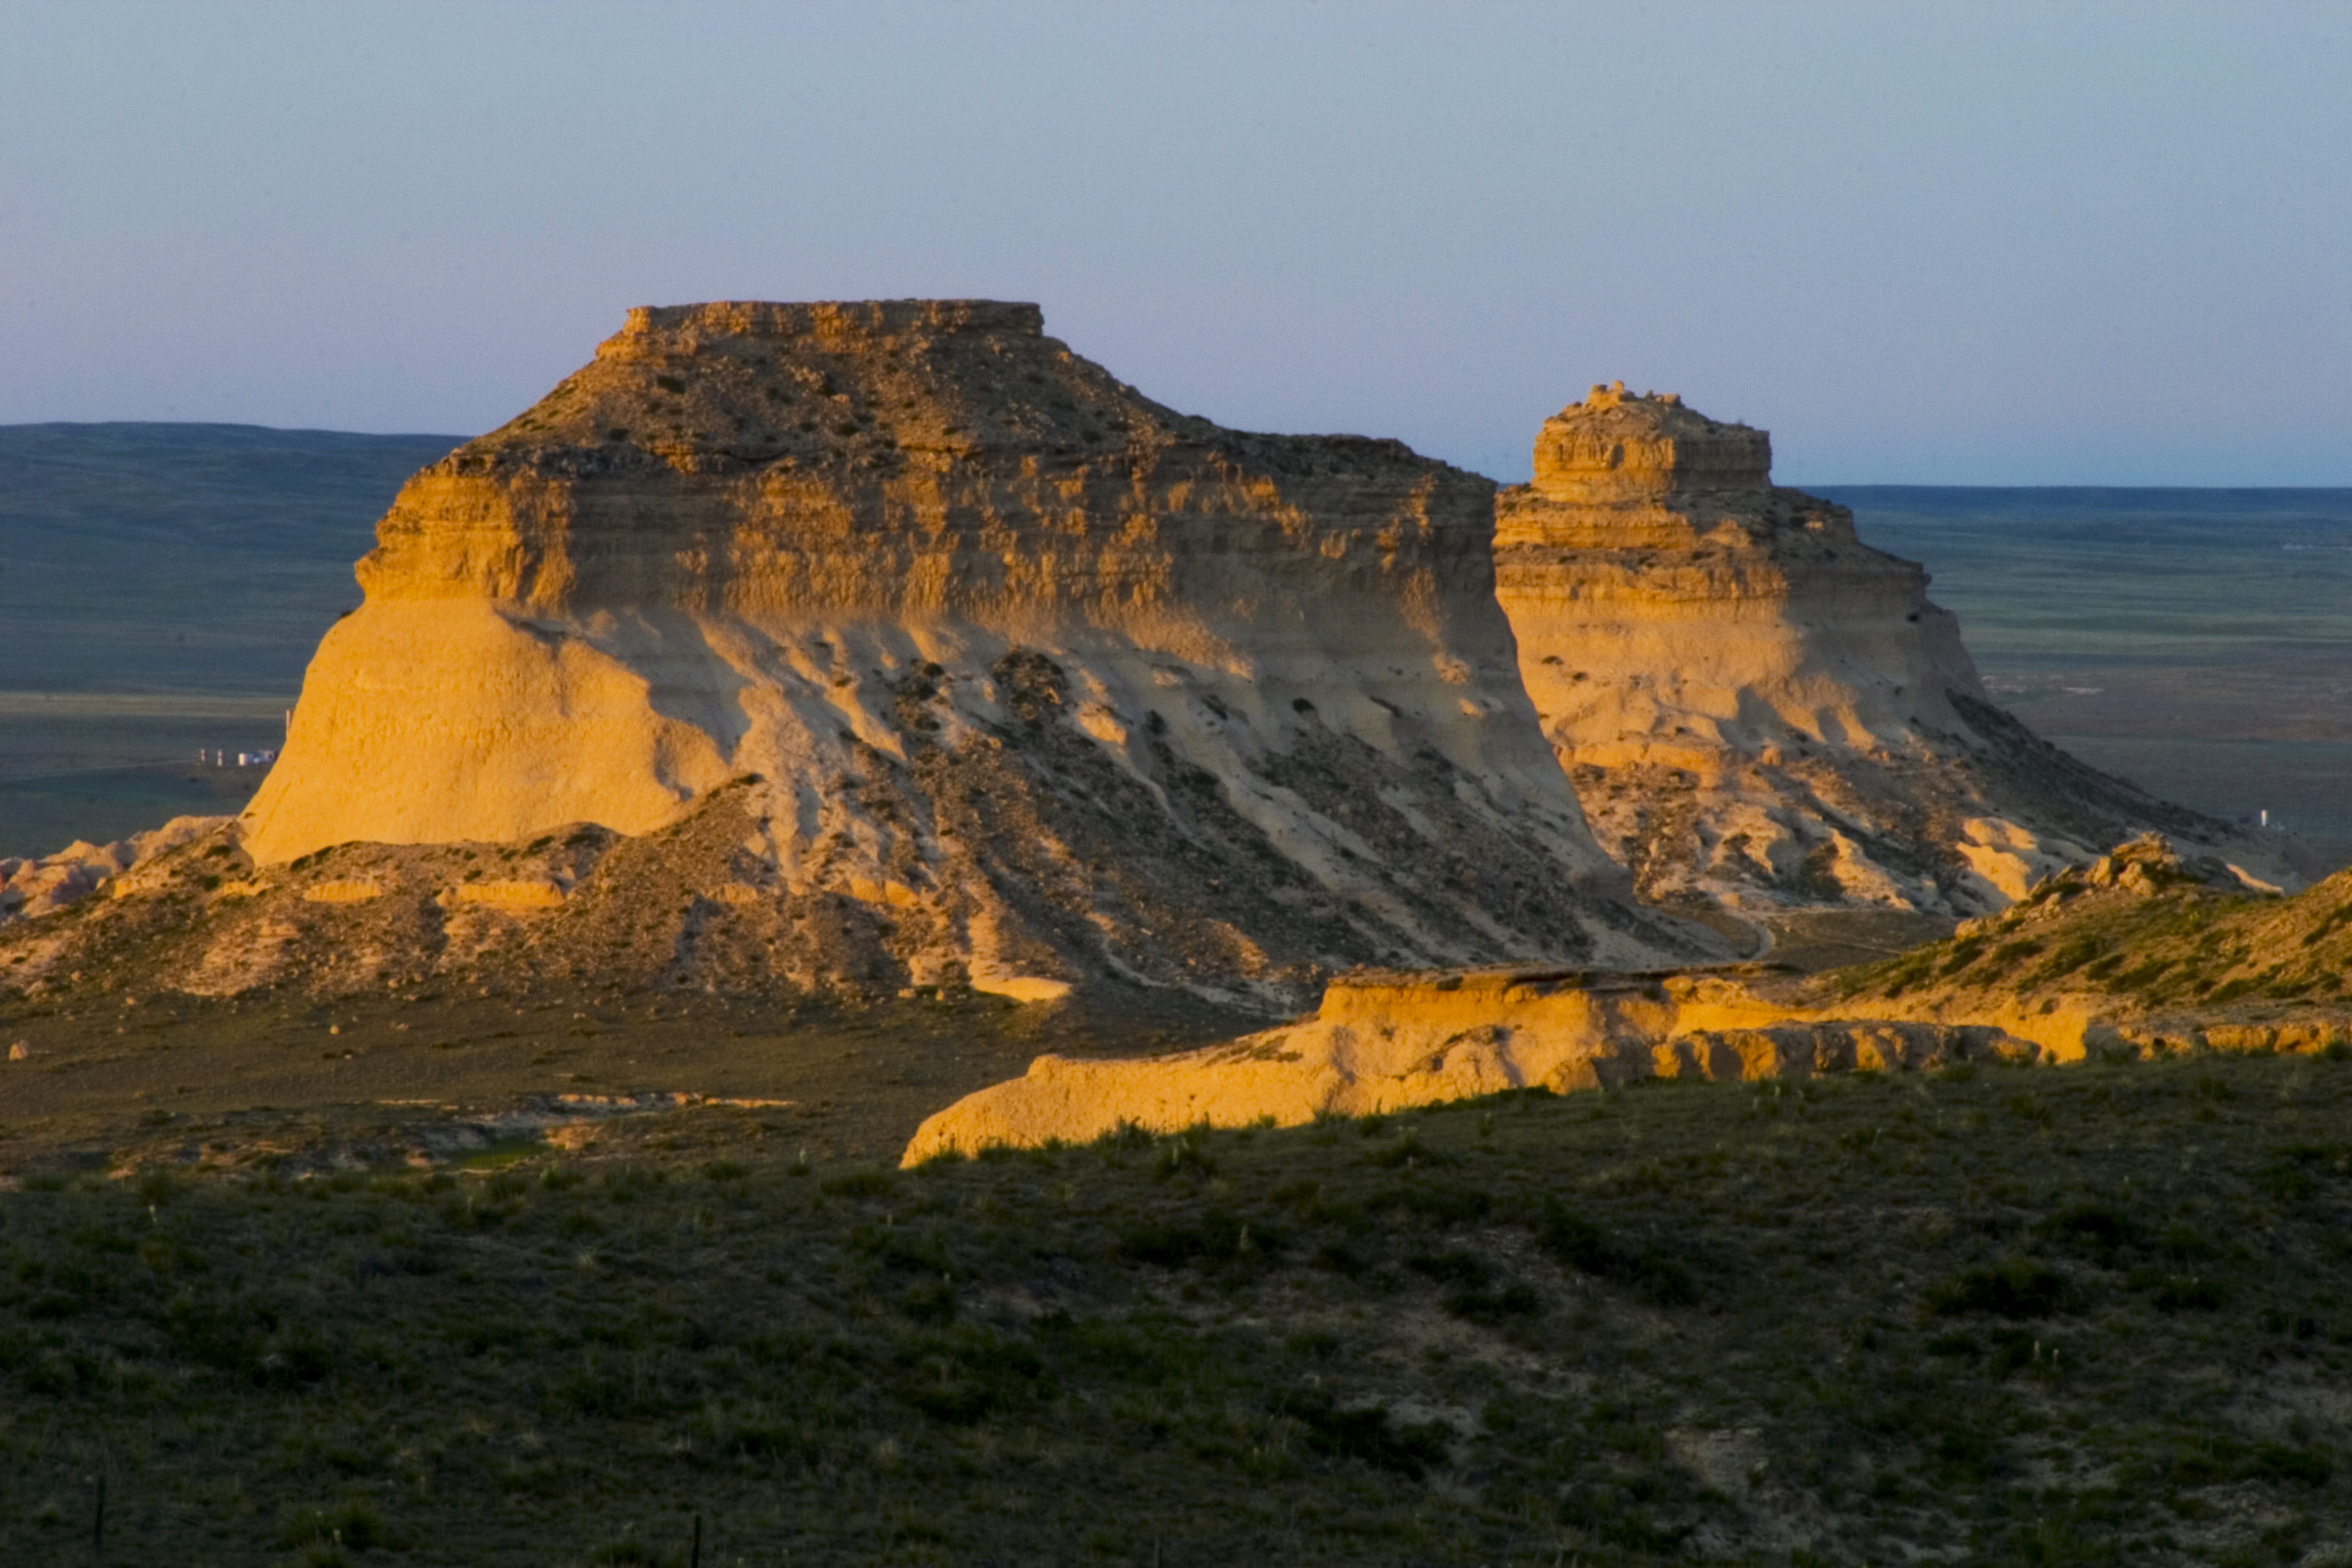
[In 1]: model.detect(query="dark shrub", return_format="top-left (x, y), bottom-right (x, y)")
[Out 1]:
top-left (1406, 1250), bottom-right (1491, 1289)
top-left (1535, 1202), bottom-right (1696, 1305)
top-left (1116, 1210), bottom-right (1271, 1269)
top-left (2040, 1203), bottom-right (2145, 1259)
top-left (1363, 1132), bottom-right (1459, 1170)
top-left (2249, 1445), bottom-right (2334, 1487)
top-left (1927, 1259), bottom-right (2074, 1318)
top-left (818, 1168), bottom-right (896, 1200)
top-left (2148, 1275), bottom-right (2228, 1312)
top-left (1289, 1390), bottom-right (1450, 1478)
top-left (1444, 1282), bottom-right (1542, 1323)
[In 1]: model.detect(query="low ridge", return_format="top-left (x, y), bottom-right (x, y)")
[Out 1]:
top-left (906, 833), bottom-right (2352, 1158)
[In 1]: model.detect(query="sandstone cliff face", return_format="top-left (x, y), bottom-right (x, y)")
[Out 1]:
top-left (1495, 384), bottom-right (2265, 916)
top-left (234, 303), bottom-right (1710, 1008)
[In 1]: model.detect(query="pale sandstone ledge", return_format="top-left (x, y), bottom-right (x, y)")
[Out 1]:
top-left (221, 301), bottom-right (1717, 1008)
top-left (1494, 384), bottom-right (2289, 918)
top-left (901, 960), bottom-right (2344, 1165)
top-left (901, 965), bottom-right (2056, 1164)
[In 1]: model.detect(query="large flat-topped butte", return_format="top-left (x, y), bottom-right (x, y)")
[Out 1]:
top-left (229, 302), bottom-right (1710, 1007)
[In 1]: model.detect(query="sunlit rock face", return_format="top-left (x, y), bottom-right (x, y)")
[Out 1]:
top-left (1494, 383), bottom-right (2252, 916)
top-left (900, 964), bottom-right (2050, 1161)
top-left (240, 304), bottom-right (1709, 1007)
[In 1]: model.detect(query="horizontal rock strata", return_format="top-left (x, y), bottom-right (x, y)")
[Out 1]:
top-left (217, 302), bottom-right (1713, 1008)
top-left (1494, 384), bottom-right (2280, 916)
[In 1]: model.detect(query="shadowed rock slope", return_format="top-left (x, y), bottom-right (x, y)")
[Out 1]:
top-left (1495, 384), bottom-right (2285, 916)
top-left (191, 302), bottom-right (1711, 1009)
top-left (1821, 833), bottom-right (2352, 1041)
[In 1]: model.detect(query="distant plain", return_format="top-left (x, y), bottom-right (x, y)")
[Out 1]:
top-left (1827, 485), bottom-right (2352, 868)
top-left (0, 424), bottom-right (459, 854)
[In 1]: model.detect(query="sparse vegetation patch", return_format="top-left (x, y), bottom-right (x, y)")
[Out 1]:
top-left (4, 1052), bottom-right (2349, 1564)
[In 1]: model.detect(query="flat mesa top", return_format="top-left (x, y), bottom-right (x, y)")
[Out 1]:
top-left (1544, 381), bottom-right (1762, 442)
top-left (1531, 381), bottom-right (1772, 499)
top-left (617, 299), bottom-right (1045, 344)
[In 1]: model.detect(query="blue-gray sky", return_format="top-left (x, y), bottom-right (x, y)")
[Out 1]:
top-left (5, 1), bottom-right (2347, 484)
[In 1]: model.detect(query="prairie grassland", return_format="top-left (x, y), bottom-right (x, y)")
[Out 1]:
top-left (3, 1050), bottom-right (2350, 1566)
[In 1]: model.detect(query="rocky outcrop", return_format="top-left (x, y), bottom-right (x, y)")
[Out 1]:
top-left (220, 302), bottom-right (1712, 1009)
top-left (1494, 384), bottom-right (2283, 916)
top-left (1838, 833), bottom-right (2352, 1030)
top-left (901, 964), bottom-right (2048, 1161)
top-left (903, 832), bottom-right (2352, 1161)
top-left (1, 787), bottom-right (942, 1002)
top-left (0, 817), bottom-right (225, 922)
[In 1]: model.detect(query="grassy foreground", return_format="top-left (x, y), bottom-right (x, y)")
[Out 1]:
top-left (4, 1050), bottom-right (2350, 1566)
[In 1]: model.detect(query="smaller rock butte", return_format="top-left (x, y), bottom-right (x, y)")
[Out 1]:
top-left (1493, 382), bottom-right (2284, 916)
